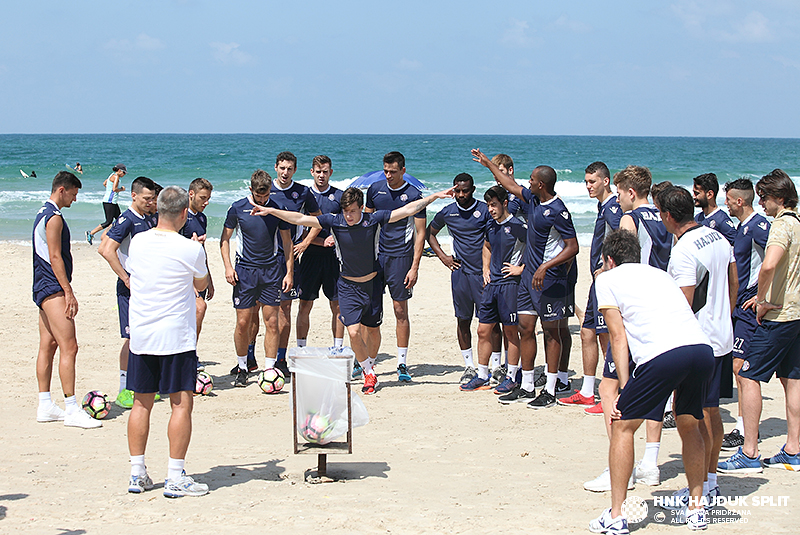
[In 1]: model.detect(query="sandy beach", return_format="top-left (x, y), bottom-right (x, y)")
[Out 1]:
top-left (1, 241), bottom-right (797, 534)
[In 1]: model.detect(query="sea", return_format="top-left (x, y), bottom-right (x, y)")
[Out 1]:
top-left (2, 134), bottom-right (799, 245)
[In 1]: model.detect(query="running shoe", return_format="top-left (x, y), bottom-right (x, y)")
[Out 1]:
top-left (528, 390), bottom-right (556, 409)
top-left (557, 391), bottom-right (595, 407)
top-left (275, 359), bottom-right (291, 383)
top-left (588, 507), bottom-right (629, 535)
top-left (163, 471), bottom-right (209, 498)
top-left (493, 376), bottom-right (519, 395)
top-left (352, 360), bottom-right (364, 379)
top-left (534, 373), bottom-right (546, 388)
top-left (498, 386), bottom-right (536, 404)
top-left (397, 364), bottom-right (411, 382)
top-left (85, 230), bottom-right (93, 245)
top-left (233, 369), bottom-right (248, 388)
top-left (721, 429), bottom-right (744, 451)
top-left (717, 447), bottom-right (763, 473)
top-left (674, 507), bottom-right (708, 530)
top-left (633, 461), bottom-right (660, 486)
top-left (115, 389), bottom-right (134, 409)
top-left (555, 379), bottom-right (570, 394)
top-left (490, 365), bottom-right (506, 387)
top-left (362, 373), bottom-right (378, 395)
top-left (763, 445), bottom-right (800, 471)
top-left (128, 473), bottom-right (154, 493)
top-left (585, 400), bottom-right (603, 415)
top-left (583, 467), bottom-right (635, 493)
top-left (460, 375), bottom-right (490, 391)
top-left (459, 366), bottom-right (477, 385)
top-left (662, 411), bottom-right (677, 429)
top-left (662, 486), bottom-right (715, 510)
top-left (37, 402), bottom-right (66, 422)
top-left (64, 410), bottom-right (102, 429)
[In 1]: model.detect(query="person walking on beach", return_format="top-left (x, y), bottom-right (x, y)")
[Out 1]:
top-left (125, 186), bottom-right (210, 497)
top-left (33, 171), bottom-right (101, 429)
top-left (86, 164), bottom-right (126, 245)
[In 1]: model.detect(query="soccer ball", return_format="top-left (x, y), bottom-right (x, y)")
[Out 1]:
top-left (81, 390), bottom-right (110, 419)
top-left (257, 368), bottom-right (285, 394)
top-left (195, 371), bottom-right (213, 395)
top-left (300, 412), bottom-right (334, 444)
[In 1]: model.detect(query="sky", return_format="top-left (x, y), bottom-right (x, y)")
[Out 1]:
top-left (2, 1), bottom-right (800, 137)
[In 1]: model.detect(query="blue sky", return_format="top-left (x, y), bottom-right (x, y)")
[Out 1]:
top-left (2, 1), bottom-right (799, 137)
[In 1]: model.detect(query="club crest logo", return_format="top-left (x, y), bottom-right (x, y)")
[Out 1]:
top-left (727, 220), bottom-right (735, 228)
top-left (744, 227), bottom-right (749, 235)
top-left (362, 220), bottom-right (368, 227)
top-left (504, 226), bottom-right (511, 234)
top-left (400, 194), bottom-right (408, 202)
top-left (329, 194), bottom-right (335, 201)
top-left (560, 211), bottom-right (569, 219)
top-left (234, 297), bottom-right (240, 306)
top-left (292, 192), bottom-right (299, 199)
top-left (759, 222), bottom-right (768, 230)
top-left (473, 210), bottom-right (481, 218)
top-left (610, 206), bottom-right (619, 213)
top-left (742, 360), bottom-right (750, 371)
top-left (710, 220), bottom-right (717, 228)
top-left (543, 209), bottom-right (551, 217)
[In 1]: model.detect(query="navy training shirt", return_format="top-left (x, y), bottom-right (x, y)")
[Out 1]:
top-left (696, 208), bottom-right (737, 245)
top-left (106, 208), bottom-right (153, 274)
top-left (270, 181), bottom-right (320, 251)
top-left (317, 210), bottom-right (392, 278)
top-left (305, 185), bottom-right (343, 255)
top-left (429, 200), bottom-right (490, 275)
top-left (366, 179), bottom-right (425, 258)
top-left (224, 197), bottom-right (290, 268)
top-left (32, 200), bottom-right (72, 299)
top-left (179, 209), bottom-right (208, 240)
top-left (486, 215), bottom-right (527, 284)
top-left (520, 188), bottom-right (577, 279)
top-left (733, 212), bottom-right (770, 304)
top-left (590, 194), bottom-right (623, 273)
top-left (627, 205), bottom-right (672, 271)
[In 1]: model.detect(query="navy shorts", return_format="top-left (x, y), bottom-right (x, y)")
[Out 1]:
top-left (740, 319), bottom-right (800, 382)
top-left (117, 278), bottom-right (130, 339)
top-left (517, 270), bottom-right (575, 322)
top-left (732, 306), bottom-right (758, 359)
top-left (379, 254), bottom-right (413, 302)
top-left (451, 269), bottom-right (484, 320)
top-left (618, 344), bottom-right (714, 421)
top-left (127, 350), bottom-right (198, 395)
top-left (233, 263), bottom-right (281, 309)
top-left (337, 276), bottom-right (383, 328)
top-left (33, 283), bottom-right (63, 308)
top-left (277, 259), bottom-right (300, 301)
top-left (298, 250), bottom-right (339, 302)
top-left (582, 281), bottom-right (608, 334)
top-left (478, 282), bottom-right (519, 325)
top-left (602, 342), bottom-right (635, 381)
top-left (197, 288), bottom-right (208, 300)
top-left (703, 355), bottom-right (729, 408)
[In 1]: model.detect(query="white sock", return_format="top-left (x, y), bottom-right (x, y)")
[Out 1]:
top-left (477, 364), bottom-right (490, 380)
top-left (461, 348), bottom-right (474, 368)
top-left (119, 370), bottom-right (128, 393)
top-left (38, 392), bottom-right (52, 406)
top-left (522, 370), bottom-right (535, 392)
top-left (508, 363), bottom-right (520, 380)
top-left (361, 359), bottom-right (374, 375)
top-left (702, 480), bottom-right (709, 495)
top-left (490, 351), bottom-right (501, 369)
top-left (545, 372), bottom-right (557, 395)
top-left (334, 338), bottom-right (343, 348)
top-left (580, 375), bottom-right (595, 398)
top-left (707, 472), bottom-right (717, 489)
top-left (297, 339), bottom-right (307, 347)
top-left (735, 416), bottom-right (744, 434)
top-left (557, 370), bottom-right (568, 384)
top-left (130, 455), bottom-right (146, 477)
top-left (264, 357), bottom-right (276, 369)
top-left (504, 350), bottom-right (509, 366)
top-left (237, 354), bottom-right (247, 370)
top-left (665, 392), bottom-right (674, 413)
top-left (64, 395), bottom-right (79, 414)
top-left (397, 347), bottom-right (408, 366)
top-left (639, 442), bottom-right (660, 471)
top-left (167, 458), bottom-right (185, 482)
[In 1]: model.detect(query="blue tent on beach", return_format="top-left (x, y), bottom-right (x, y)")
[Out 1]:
top-left (349, 170), bottom-right (427, 191)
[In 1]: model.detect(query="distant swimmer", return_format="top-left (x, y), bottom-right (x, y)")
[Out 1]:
top-left (74, 163), bottom-right (83, 174)
top-left (86, 164), bottom-right (127, 245)
top-left (20, 170), bottom-right (37, 178)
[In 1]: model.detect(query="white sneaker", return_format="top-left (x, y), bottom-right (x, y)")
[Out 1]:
top-left (583, 467), bottom-right (635, 492)
top-left (128, 473), bottom-right (154, 493)
top-left (64, 409), bottom-right (102, 429)
top-left (163, 472), bottom-right (208, 498)
top-left (662, 486), bottom-right (717, 511)
top-left (676, 506), bottom-right (708, 530)
top-left (37, 403), bottom-right (66, 422)
top-left (634, 461), bottom-right (660, 486)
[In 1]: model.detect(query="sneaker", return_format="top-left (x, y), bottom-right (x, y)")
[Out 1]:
top-left (115, 389), bottom-right (134, 409)
top-left (490, 365), bottom-right (507, 386)
top-left (163, 471), bottom-right (209, 498)
top-left (675, 506), bottom-right (708, 530)
top-left (275, 359), bottom-right (291, 383)
top-left (534, 373), bottom-right (546, 388)
top-left (588, 507), bottom-right (629, 535)
top-left (460, 375), bottom-right (490, 391)
top-left (585, 400), bottom-right (603, 415)
top-left (85, 230), bottom-right (93, 245)
top-left (494, 376), bottom-right (519, 395)
top-left (662, 411), bottom-right (677, 429)
top-left (557, 391), bottom-right (595, 408)
top-left (37, 402), bottom-right (66, 422)
top-left (459, 366), bottom-right (477, 385)
top-left (633, 461), bottom-right (660, 486)
top-left (721, 429), bottom-right (745, 451)
top-left (64, 409), bottom-right (102, 429)
top-left (527, 389), bottom-right (556, 409)
top-left (128, 473), bottom-right (154, 493)
top-left (763, 445), bottom-right (800, 471)
top-left (555, 379), bottom-right (570, 394)
top-left (352, 360), bottom-right (364, 379)
top-left (397, 364), bottom-right (412, 383)
top-left (717, 447), bottom-right (763, 473)
top-left (498, 386), bottom-right (536, 404)
top-left (362, 373), bottom-right (378, 395)
top-left (583, 467), bottom-right (635, 493)
top-left (196, 363), bottom-right (205, 372)
top-left (233, 369), bottom-right (248, 387)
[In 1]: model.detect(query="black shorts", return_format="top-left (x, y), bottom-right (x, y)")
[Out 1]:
top-left (101, 202), bottom-right (121, 229)
top-left (128, 350), bottom-right (198, 395)
top-left (703, 355), bottom-right (729, 408)
top-left (298, 250), bottom-right (339, 302)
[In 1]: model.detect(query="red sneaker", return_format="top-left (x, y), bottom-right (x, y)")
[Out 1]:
top-left (362, 373), bottom-right (378, 395)
top-left (557, 391), bottom-right (595, 408)
top-left (584, 400), bottom-right (603, 415)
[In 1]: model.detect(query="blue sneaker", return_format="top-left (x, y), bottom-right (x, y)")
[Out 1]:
top-left (397, 364), bottom-right (411, 382)
top-left (460, 375), bottom-right (490, 391)
top-left (494, 376), bottom-right (519, 395)
top-left (763, 445), bottom-right (800, 471)
top-left (352, 360), bottom-right (363, 379)
top-left (589, 508), bottom-right (629, 535)
top-left (717, 447), bottom-right (763, 473)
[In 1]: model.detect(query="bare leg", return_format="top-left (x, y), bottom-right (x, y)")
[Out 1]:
top-left (195, 296), bottom-right (207, 338)
top-left (558, 318), bottom-right (571, 373)
top-left (393, 299), bottom-right (410, 348)
top-left (740, 376), bottom-right (763, 458)
top-left (330, 300), bottom-right (345, 340)
top-left (456, 318), bottom-right (473, 351)
top-left (262, 305), bottom-right (279, 360)
top-left (609, 418), bottom-right (641, 517)
top-left (677, 413), bottom-right (707, 511)
top-left (541, 320), bottom-right (562, 374)
top-left (36, 310), bottom-right (58, 393)
top-left (518, 314), bottom-right (538, 371)
top-left (365, 326), bottom-right (381, 360)
top-left (781, 377), bottom-right (800, 454)
top-left (599, 377), bottom-right (619, 440)
top-left (278, 300), bottom-right (292, 349)
top-left (476, 323), bottom-right (494, 366)
top-left (296, 299), bottom-right (314, 341)
top-left (503, 324), bottom-right (521, 366)
top-left (39, 294), bottom-right (78, 397)
top-left (234, 307), bottom-right (259, 356)
top-left (128, 392), bottom-right (156, 456)
top-left (580, 327), bottom-right (599, 378)
top-left (704, 407), bottom-right (724, 477)
top-left (348, 323), bottom-right (368, 364)
top-left (167, 391), bottom-right (194, 460)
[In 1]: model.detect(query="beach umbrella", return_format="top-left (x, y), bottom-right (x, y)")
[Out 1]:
top-left (349, 170), bottom-right (427, 191)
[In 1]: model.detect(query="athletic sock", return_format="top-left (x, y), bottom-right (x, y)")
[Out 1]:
top-left (237, 355), bottom-right (247, 370)
top-left (366, 357), bottom-right (376, 371)
top-left (522, 370), bottom-right (535, 392)
top-left (119, 370), bottom-right (128, 393)
top-left (580, 375), bottom-right (595, 398)
top-left (277, 347), bottom-right (287, 362)
top-left (247, 343), bottom-right (255, 360)
top-left (64, 395), bottom-right (79, 414)
top-left (297, 339), bottom-right (307, 347)
top-left (461, 348), bottom-right (474, 368)
top-left (639, 442), bottom-right (660, 471)
top-left (490, 351), bottom-right (501, 369)
top-left (38, 391), bottom-right (52, 406)
top-left (735, 416), bottom-right (744, 434)
top-left (264, 357), bottom-right (276, 369)
top-left (707, 472), bottom-right (717, 489)
top-left (508, 363), bottom-right (520, 380)
top-left (545, 372), bottom-right (557, 395)
top-left (167, 458), bottom-right (185, 482)
top-left (477, 364), bottom-right (490, 381)
top-left (665, 392), bottom-right (674, 413)
top-left (361, 359), bottom-right (374, 375)
top-left (130, 455), bottom-right (146, 477)
top-left (557, 370), bottom-right (568, 384)
top-left (504, 350), bottom-right (509, 366)
top-left (333, 338), bottom-right (343, 348)
top-left (397, 347), bottom-right (408, 367)
top-left (702, 481), bottom-right (709, 495)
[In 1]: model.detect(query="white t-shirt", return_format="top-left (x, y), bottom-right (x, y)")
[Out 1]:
top-left (596, 263), bottom-right (710, 367)
top-left (128, 228), bottom-right (208, 355)
top-left (668, 225), bottom-right (734, 357)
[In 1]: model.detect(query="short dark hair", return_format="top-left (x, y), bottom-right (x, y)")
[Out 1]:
top-left (340, 187), bottom-right (364, 209)
top-left (51, 171), bottom-right (82, 192)
top-left (251, 169), bottom-right (272, 193)
top-left (275, 151), bottom-right (297, 167)
top-left (656, 185), bottom-right (695, 224)
top-left (484, 185), bottom-right (508, 204)
top-left (650, 181), bottom-right (673, 205)
top-left (189, 177), bottom-right (213, 193)
top-left (534, 165), bottom-right (557, 194)
top-left (312, 155), bottom-right (332, 168)
top-left (453, 172), bottom-right (474, 188)
top-left (614, 166), bottom-right (652, 198)
top-left (602, 229), bottom-right (641, 266)
top-left (756, 169), bottom-right (798, 209)
top-left (693, 173), bottom-right (719, 197)
top-left (130, 176), bottom-right (156, 194)
top-left (152, 182), bottom-right (163, 197)
top-left (724, 178), bottom-right (755, 206)
top-left (383, 151), bottom-right (405, 169)
top-left (585, 161), bottom-right (610, 179)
